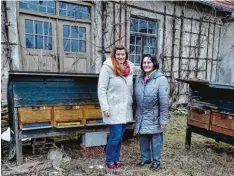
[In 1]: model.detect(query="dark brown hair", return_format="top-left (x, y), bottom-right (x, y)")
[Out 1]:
top-left (111, 45), bottom-right (129, 76)
top-left (140, 54), bottom-right (159, 72)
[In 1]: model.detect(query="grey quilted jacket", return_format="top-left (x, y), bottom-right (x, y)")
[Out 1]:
top-left (134, 70), bottom-right (169, 134)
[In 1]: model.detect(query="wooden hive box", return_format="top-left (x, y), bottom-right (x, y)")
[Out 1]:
top-left (188, 106), bottom-right (211, 130)
top-left (18, 106), bottom-right (53, 130)
top-left (210, 112), bottom-right (234, 137)
top-left (53, 105), bottom-right (95, 128)
top-left (82, 108), bottom-right (103, 125)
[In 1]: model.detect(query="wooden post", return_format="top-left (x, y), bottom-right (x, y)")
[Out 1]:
top-left (185, 124), bottom-right (192, 149)
top-left (14, 108), bottom-right (23, 165)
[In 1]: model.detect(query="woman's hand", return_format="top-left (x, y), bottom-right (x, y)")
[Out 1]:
top-left (103, 110), bottom-right (110, 117)
top-left (160, 124), bottom-right (167, 130)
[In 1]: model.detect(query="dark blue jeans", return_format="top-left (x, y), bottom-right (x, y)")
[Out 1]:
top-left (139, 133), bottom-right (163, 164)
top-left (106, 124), bottom-right (126, 164)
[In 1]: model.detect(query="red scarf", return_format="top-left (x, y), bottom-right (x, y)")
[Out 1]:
top-left (121, 61), bottom-right (130, 76)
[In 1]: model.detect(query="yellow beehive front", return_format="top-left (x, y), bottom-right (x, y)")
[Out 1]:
top-left (18, 106), bottom-right (53, 129)
top-left (82, 108), bottom-right (102, 124)
top-left (53, 106), bottom-right (83, 127)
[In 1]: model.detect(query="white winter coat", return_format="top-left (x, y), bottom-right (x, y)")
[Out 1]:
top-left (98, 58), bottom-right (134, 124)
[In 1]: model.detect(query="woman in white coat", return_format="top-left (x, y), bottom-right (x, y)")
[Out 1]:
top-left (98, 45), bottom-right (134, 169)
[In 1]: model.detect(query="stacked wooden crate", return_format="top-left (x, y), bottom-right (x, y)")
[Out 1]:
top-left (187, 80), bottom-right (234, 138)
top-left (188, 106), bottom-right (234, 137)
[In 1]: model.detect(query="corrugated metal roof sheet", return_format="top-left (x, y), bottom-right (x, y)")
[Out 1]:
top-left (212, 0), bottom-right (234, 10)
top-left (199, 0), bottom-right (234, 12)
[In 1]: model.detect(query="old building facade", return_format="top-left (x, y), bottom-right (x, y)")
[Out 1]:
top-left (1, 1), bottom-right (234, 105)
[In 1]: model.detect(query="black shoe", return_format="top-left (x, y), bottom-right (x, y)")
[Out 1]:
top-left (149, 162), bottom-right (160, 170)
top-left (136, 160), bottom-right (152, 166)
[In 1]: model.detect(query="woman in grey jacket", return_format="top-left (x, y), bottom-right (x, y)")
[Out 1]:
top-left (134, 54), bottom-right (169, 170)
top-left (98, 45), bottom-right (134, 169)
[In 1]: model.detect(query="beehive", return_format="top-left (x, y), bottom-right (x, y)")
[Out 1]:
top-left (18, 106), bottom-right (53, 130)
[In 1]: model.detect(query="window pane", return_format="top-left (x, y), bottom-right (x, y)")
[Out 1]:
top-left (135, 55), bottom-right (141, 65)
top-left (71, 26), bottom-right (78, 38)
top-left (44, 36), bottom-right (52, 50)
top-left (130, 45), bottom-right (135, 54)
top-left (130, 35), bottom-right (135, 45)
top-left (150, 48), bottom-right (155, 55)
top-left (74, 11), bottom-right (82, 19)
top-left (136, 37), bottom-right (142, 45)
top-left (19, 2), bottom-right (28, 9)
top-left (26, 34), bottom-right (34, 48)
top-left (20, 0), bottom-right (55, 14)
top-left (144, 47), bottom-right (149, 54)
top-left (35, 36), bottom-right (43, 49)
top-left (82, 6), bottom-right (89, 13)
top-left (35, 21), bottom-right (43, 35)
top-left (25, 19), bottom-right (33, 34)
top-left (44, 22), bottom-right (52, 36)
top-left (71, 40), bottom-right (78, 52)
top-left (150, 38), bottom-right (156, 47)
top-left (148, 22), bottom-right (156, 34)
top-left (79, 41), bottom-right (86, 52)
top-left (79, 27), bottom-right (86, 40)
top-left (59, 9), bottom-right (66, 16)
top-left (47, 7), bottom-right (55, 14)
top-left (136, 46), bottom-right (141, 54)
top-left (139, 20), bottom-right (147, 33)
top-left (47, 1), bottom-right (55, 7)
top-left (59, 2), bottom-right (90, 20)
top-left (28, 3), bottom-right (38, 11)
top-left (59, 2), bottom-right (67, 9)
top-left (82, 13), bottom-right (90, 20)
top-left (39, 6), bottom-right (46, 13)
top-left (144, 38), bottom-right (149, 46)
top-left (130, 55), bottom-right (134, 63)
top-left (63, 25), bottom-right (70, 38)
top-left (64, 39), bottom-right (70, 51)
top-left (130, 18), bottom-right (138, 32)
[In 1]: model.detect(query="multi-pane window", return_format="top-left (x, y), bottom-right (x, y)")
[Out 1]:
top-left (63, 25), bottom-right (86, 53)
top-left (19, 1), bottom-right (55, 15)
top-left (59, 2), bottom-right (91, 20)
top-left (25, 19), bottom-right (52, 50)
top-left (130, 18), bottom-right (157, 65)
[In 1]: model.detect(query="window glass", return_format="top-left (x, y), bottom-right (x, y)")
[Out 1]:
top-left (25, 19), bottom-right (52, 50)
top-left (63, 25), bottom-right (86, 53)
top-left (26, 34), bottom-right (34, 48)
top-left (71, 26), bottom-right (78, 38)
top-left (25, 19), bottom-right (33, 34)
top-left (59, 2), bottom-right (90, 20)
top-left (35, 21), bottom-right (43, 35)
top-left (64, 39), bottom-right (70, 51)
top-left (130, 18), bottom-right (157, 65)
top-left (63, 25), bottom-right (70, 38)
top-left (19, 1), bottom-right (55, 15)
top-left (148, 22), bottom-right (156, 34)
top-left (35, 36), bottom-right (43, 49)
top-left (79, 27), bottom-right (86, 40)
top-left (71, 40), bottom-right (78, 52)
top-left (139, 20), bottom-right (147, 33)
top-left (130, 18), bottom-right (138, 32)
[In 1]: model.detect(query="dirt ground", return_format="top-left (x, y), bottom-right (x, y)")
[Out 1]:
top-left (1, 112), bottom-right (234, 176)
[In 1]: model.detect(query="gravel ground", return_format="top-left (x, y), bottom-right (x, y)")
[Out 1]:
top-left (1, 112), bottom-right (234, 176)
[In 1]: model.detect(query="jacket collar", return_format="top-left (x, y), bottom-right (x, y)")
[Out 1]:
top-left (139, 70), bottom-right (163, 80)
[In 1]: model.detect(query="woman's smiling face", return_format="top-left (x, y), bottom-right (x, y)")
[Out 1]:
top-left (142, 56), bottom-right (154, 74)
